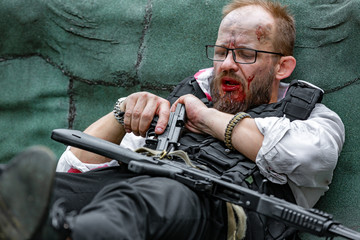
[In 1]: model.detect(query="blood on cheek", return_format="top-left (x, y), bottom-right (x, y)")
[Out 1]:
top-left (247, 75), bottom-right (255, 90)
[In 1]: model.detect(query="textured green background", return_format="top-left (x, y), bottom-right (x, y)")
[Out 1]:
top-left (0, 0), bottom-right (359, 237)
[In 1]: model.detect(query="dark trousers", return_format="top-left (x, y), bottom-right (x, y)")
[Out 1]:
top-left (51, 165), bottom-right (227, 240)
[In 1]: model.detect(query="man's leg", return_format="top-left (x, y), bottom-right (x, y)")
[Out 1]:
top-left (36, 165), bottom-right (140, 239)
top-left (0, 149), bottom-right (226, 240)
top-left (51, 165), bottom-right (138, 213)
top-left (69, 175), bottom-right (227, 240)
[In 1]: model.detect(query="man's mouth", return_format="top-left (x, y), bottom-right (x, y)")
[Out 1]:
top-left (221, 77), bottom-right (242, 92)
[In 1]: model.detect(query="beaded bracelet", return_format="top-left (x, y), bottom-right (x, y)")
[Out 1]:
top-left (224, 112), bottom-right (251, 150)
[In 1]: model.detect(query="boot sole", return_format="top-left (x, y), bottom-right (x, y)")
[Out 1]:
top-left (0, 146), bottom-right (57, 240)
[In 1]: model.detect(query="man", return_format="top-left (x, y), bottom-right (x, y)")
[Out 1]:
top-left (1, 0), bottom-right (344, 239)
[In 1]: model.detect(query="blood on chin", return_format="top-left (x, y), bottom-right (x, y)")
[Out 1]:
top-left (219, 78), bottom-right (246, 101)
top-left (210, 73), bottom-right (249, 113)
top-left (221, 88), bottom-right (246, 102)
top-left (213, 91), bottom-right (248, 114)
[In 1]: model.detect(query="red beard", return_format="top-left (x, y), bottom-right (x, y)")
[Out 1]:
top-left (210, 70), bottom-right (275, 114)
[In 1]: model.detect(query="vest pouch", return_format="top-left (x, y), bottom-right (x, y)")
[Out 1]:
top-left (197, 141), bottom-right (247, 174)
top-left (221, 161), bottom-right (258, 187)
top-left (178, 132), bottom-right (209, 154)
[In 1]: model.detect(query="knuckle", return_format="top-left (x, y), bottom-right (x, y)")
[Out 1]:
top-left (138, 91), bottom-right (153, 99)
top-left (132, 110), bottom-right (141, 119)
top-left (160, 98), bottom-right (170, 105)
top-left (141, 112), bottom-right (153, 122)
top-left (124, 111), bottom-right (132, 119)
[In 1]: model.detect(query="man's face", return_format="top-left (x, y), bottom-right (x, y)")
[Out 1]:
top-left (211, 5), bottom-right (279, 114)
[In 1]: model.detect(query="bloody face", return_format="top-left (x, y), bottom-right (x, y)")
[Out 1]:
top-left (210, 5), bottom-right (279, 114)
top-left (210, 67), bottom-right (275, 114)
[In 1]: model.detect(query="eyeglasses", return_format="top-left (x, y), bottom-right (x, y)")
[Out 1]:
top-left (206, 45), bottom-right (284, 64)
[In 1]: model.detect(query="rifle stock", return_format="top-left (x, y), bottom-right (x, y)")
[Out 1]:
top-left (51, 128), bottom-right (360, 240)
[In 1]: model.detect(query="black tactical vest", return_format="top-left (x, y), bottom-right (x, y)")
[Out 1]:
top-left (166, 76), bottom-right (323, 240)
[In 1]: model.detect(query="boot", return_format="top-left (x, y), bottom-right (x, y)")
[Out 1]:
top-left (35, 197), bottom-right (76, 240)
top-left (49, 198), bottom-right (76, 239)
top-left (0, 146), bottom-right (57, 240)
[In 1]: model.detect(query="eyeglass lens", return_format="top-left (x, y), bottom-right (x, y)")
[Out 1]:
top-left (207, 46), bottom-right (256, 64)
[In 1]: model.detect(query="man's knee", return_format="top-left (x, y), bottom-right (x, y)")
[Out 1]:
top-left (130, 176), bottom-right (202, 214)
top-left (71, 211), bottom-right (144, 240)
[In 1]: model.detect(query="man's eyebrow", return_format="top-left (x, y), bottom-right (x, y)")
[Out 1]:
top-left (217, 44), bottom-right (254, 49)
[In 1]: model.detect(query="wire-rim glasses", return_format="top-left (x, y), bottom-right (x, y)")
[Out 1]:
top-left (206, 45), bottom-right (284, 64)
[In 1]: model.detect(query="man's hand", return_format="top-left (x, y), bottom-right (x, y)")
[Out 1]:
top-left (70, 92), bottom-right (170, 164)
top-left (122, 92), bottom-right (170, 137)
top-left (172, 94), bottom-right (263, 161)
top-left (171, 94), bottom-right (223, 135)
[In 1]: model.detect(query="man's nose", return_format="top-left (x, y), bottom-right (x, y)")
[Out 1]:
top-left (220, 50), bottom-right (240, 72)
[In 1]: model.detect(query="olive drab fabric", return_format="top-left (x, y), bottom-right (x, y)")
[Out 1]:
top-left (0, 0), bottom-right (359, 238)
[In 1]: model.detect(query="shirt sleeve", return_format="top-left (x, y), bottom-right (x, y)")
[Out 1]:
top-left (254, 103), bottom-right (345, 206)
top-left (56, 146), bottom-right (120, 173)
top-left (56, 133), bottom-right (146, 173)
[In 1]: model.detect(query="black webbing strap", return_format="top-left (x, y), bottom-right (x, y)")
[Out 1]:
top-left (167, 76), bottom-right (211, 107)
top-left (248, 80), bottom-right (324, 121)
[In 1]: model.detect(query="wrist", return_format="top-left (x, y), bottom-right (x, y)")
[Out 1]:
top-left (113, 97), bottom-right (127, 125)
top-left (224, 112), bottom-right (252, 150)
top-left (200, 108), bottom-right (232, 137)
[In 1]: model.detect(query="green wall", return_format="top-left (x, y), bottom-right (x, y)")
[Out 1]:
top-left (1, 0), bottom-right (359, 237)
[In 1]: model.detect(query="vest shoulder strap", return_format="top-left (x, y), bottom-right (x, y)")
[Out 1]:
top-left (248, 79), bottom-right (324, 121)
top-left (166, 76), bottom-right (212, 107)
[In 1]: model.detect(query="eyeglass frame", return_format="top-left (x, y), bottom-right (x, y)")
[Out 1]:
top-left (205, 45), bottom-right (284, 64)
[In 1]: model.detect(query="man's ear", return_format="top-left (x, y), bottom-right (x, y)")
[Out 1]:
top-left (275, 56), bottom-right (296, 80)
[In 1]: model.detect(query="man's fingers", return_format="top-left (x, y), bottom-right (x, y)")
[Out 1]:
top-left (138, 98), bottom-right (159, 137)
top-left (130, 99), bottom-right (148, 136)
top-left (122, 92), bottom-right (170, 136)
top-left (170, 95), bottom-right (186, 112)
top-left (155, 100), bottom-right (171, 135)
top-left (123, 97), bottom-right (135, 133)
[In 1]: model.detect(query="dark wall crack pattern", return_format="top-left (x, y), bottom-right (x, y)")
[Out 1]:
top-left (324, 77), bottom-right (360, 94)
top-left (135, 0), bottom-right (153, 74)
top-left (67, 77), bottom-right (76, 129)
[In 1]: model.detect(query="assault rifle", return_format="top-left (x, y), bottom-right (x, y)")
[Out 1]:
top-left (51, 104), bottom-right (360, 240)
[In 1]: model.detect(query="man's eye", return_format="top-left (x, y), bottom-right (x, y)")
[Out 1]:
top-left (237, 50), bottom-right (255, 59)
top-left (215, 50), bottom-right (226, 57)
